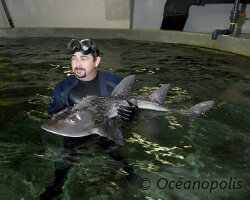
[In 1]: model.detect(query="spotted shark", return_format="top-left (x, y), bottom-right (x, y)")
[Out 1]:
top-left (41, 75), bottom-right (214, 146)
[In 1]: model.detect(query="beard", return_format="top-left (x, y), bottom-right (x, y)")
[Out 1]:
top-left (74, 67), bottom-right (86, 79)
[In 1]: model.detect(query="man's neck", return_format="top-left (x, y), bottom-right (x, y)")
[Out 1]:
top-left (77, 71), bottom-right (98, 81)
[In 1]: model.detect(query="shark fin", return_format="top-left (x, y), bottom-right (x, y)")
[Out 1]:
top-left (149, 84), bottom-right (171, 105)
top-left (184, 100), bottom-right (215, 117)
top-left (111, 75), bottom-right (135, 97)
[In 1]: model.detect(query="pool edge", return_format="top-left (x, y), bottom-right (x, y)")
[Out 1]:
top-left (0, 28), bottom-right (250, 57)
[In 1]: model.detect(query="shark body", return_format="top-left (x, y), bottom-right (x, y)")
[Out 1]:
top-left (41, 75), bottom-right (214, 145)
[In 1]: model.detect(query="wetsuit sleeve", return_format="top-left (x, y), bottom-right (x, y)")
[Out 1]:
top-left (48, 83), bottom-right (66, 118)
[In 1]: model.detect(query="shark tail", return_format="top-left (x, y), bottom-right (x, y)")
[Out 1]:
top-left (184, 100), bottom-right (215, 117)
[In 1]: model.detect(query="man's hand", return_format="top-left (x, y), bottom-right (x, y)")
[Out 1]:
top-left (117, 98), bottom-right (140, 122)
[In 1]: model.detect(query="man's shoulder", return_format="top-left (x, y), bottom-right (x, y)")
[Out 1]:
top-left (100, 71), bottom-right (121, 84)
top-left (54, 75), bottom-right (77, 90)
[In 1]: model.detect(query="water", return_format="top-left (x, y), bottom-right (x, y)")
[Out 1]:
top-left (0, 38), bottom-right (250, 200)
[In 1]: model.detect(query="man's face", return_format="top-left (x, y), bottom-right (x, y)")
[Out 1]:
top-left (71, 51), bottom-right (100, 81)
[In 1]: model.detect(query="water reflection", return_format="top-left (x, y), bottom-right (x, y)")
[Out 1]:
top-left (165, 115), bottom-right (183, 130)
top-left (127, 132), bottom-right (184, 168)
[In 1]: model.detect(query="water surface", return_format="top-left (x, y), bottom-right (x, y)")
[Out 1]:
top-left (0, 38), bottom-right (250, 199)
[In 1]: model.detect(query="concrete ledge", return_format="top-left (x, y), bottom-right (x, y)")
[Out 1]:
top-left (1, 28), bottom-right (250, 57)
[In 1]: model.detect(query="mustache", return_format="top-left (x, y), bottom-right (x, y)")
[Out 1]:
top-left (74, 67), bottom-right (85, 70)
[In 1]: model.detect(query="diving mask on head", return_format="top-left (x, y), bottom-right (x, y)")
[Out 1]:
top-left (68, 39), bottom-right (99, 56)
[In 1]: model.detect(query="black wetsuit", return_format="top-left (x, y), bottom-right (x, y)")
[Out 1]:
top-left (68, 72), bottom-right (114, 105)
top-left (48, 71), bottom-right (121, 117)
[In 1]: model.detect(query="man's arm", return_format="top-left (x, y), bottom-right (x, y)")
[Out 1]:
top-left (102, 71), bottom-right (140, 122)
top-left (48, 84), bottom-right (66, 118)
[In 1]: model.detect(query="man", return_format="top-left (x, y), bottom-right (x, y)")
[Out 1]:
top-left (40, 39), bottom-right (139, 199)
top-left (48, 38), bottom-right (139, 121)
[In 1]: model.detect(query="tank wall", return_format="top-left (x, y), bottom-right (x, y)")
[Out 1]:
top-left (0, 0), bottom-right (131, 28)
top-left (184, 4), bottom-right (250, 34)
top-left (132, 1), bottom-right (250, 34)
top-left (0, 0), bottom-right (250, 34)
top-left (0, 1), bottom-right (8, 28)
top-left (132, 0), bottom-right (166, 29)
